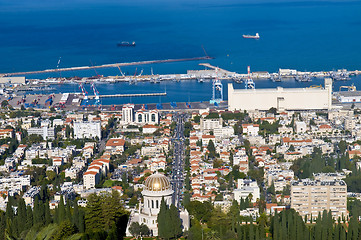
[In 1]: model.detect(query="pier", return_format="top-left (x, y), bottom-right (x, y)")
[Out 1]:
top-left (199, 63), bottom-right (237, 76)
top-left (88, 92), bottom-right (167, 99)
top-left (1, 56), bottom-right (213, 77)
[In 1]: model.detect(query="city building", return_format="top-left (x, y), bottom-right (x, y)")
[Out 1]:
top-left (122, 104), bottom-right (134, 123)
top-left (200, 118), bottom-right (223, 132)
top-left (233, 179), bottom-right (260, 203)
top-left (73, 121), bottom-right (101, 139)
top-left (0, 129), bottom-right (14, 139)
top-left (291, 179), bottom-right (347, 220)
top-left (28, 126), bottom-right (55, 140)
top-left (242, 124), bottom-right (259, 136)
top-left (105, 138), bottom-right (126, 155)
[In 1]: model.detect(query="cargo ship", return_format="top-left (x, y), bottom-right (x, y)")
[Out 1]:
top-left (117, 41), bottom-right (136, 47)
top-left (242, 33), bottom-right (260, 39)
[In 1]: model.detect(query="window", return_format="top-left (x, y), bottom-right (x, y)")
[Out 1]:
top-left (152, 114), bottom-right (156, 122)
top-left (156, 200), bottom-right (159, 208)
top-left (152, 200), bottom-right (154, 208)
top-left (138, 114), bottom-right (143, 122)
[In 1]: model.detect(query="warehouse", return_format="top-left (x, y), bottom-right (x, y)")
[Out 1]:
top-left (228, 78), bottom-right (332, 111)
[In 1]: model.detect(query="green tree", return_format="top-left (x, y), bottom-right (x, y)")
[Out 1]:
top-left (207, 140), bottom-right (216, 159)
top-left (57, 196), bottom-right (66, 224)
top-left (169, 204), bottom-right (182, 238)
top-left (157, 197), bottom-right (168, 238)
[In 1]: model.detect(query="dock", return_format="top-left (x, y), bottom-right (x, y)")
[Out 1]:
top-left (199, 63), bottom-right (238, 76)
top-left (1, 56), bottom-right (213, 77)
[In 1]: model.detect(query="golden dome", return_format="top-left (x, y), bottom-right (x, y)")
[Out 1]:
top-left (144, 173), bottom-right (171, 191)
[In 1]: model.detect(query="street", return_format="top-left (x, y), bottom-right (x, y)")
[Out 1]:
top-left (171, 113), bottom-right (186, 208)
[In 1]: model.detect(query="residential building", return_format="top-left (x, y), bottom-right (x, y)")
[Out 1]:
top-left (74, 121), bottom-right (101, 139)
top-left (28, 127), bottom-right (55, 140)
top-left (291, 179), bottom-right (347, 220)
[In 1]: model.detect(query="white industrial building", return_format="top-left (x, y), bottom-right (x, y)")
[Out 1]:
top-left (228, 78), bottom-right (332, 111)
top-left (73, 121), bottom-right (101, 139)
top-left (335, 91), bottom-right (361, 103)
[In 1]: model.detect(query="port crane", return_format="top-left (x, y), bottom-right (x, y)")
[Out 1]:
top-left (210, 67), bottom-right (223, 104)
top-left (79, 83), bottom-right (89, 105)
top-left (117, 65), bottom-right (125, 77)
top-left (339, 84), bottom-right (356, 92)
top-left (245, 66), bottom-right (255, 89)
top-left (91, 82), bottom-right (101, 107)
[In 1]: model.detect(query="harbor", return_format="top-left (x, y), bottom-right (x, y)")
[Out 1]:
top-left (1, 61), bottom-right (361, 111)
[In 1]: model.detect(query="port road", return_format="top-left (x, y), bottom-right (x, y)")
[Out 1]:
top-left (171, 113), bottom-right (186, 208)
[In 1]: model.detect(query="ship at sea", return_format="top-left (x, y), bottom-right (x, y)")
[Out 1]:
top-left (117, 41), bottom-right (136, 47)
top-left (242, 33), bottom-right (260, 39)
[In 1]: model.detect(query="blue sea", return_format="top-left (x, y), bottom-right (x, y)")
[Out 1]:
top-left (1, 0), bottom-right (361, 104)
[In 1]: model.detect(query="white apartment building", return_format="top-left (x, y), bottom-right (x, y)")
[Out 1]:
top-left (0, 175), bottom-right (31, 191)
top-left (242, 124), bottom-right (259, 136)
top-left (233, 179), bottom-right (260, 203)
top-left (291, 179), bottom-right (347, 220)
top-left (200, 118), bottom-right (223, 132)
top-left (28, 127), bottom-right (55, 140)
top-left (122, 104), bottom-right (134, 123)
top-left (83, 171), bottom-right (100, 189)
top-left (295, 121), bottom-right (307, 133)
top-left (74, 121), bottom-right (101, 139)
top-left (214, 126), bottom-right (234, 139)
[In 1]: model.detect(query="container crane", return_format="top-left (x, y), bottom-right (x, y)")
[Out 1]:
top-left (79, 83), bottom-right (89, 105)
top-left (210, 67), bottom-right (223, 104)
top-left (91, 82), bottom-right (100, 107)
top-left (117, 65), bottom-right (125, 77)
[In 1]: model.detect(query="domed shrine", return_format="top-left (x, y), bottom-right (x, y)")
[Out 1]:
top-left (126, 172), bottom-right (189, 236)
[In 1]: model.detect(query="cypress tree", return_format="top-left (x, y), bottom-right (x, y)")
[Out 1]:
top-left (236, 224), bottom-right (243, 240)
top-left (240, 198), bottom-right (245, 210)
top-left (273, 214), bottom-right (279, 240)
top-left (5, 197), bottom-right (14, 221)
top-left (17, 198), bottom-right (27, 234)
top-left (33, 197), bottom-right (41, 225)
top-left (0, 211), bottom-right (5, 240)
top-left (25, 206), bottom-right (33, 230)
top-left (169, 204), bottom-right (182, 238)
top-left (38, 198), bottom-right (45, 225)
top-left (157, 197), bottom-right (168, 238)
top-left (249, 220), bottom-right (255, 240)
top-left (73, 202), bottom-right (79, 228)
top-left (84, 194), bottom-right (103, 231)
top-left (45, 199), bottom-right (51, 225)
top-left (58, 195), bottom-right (66, 224)
top-left (255, 226), bottom-right (259, 240)
top-left (78, 209), bottom-right (85, 233)
top-left (296, 216), bottom-right (304, 240)
top-left (335, 224), bottom-right (341, 240)
top-left (66, 201), bottom-right (72, 222)
top-left (340, 226), bottom-right (346, 240)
